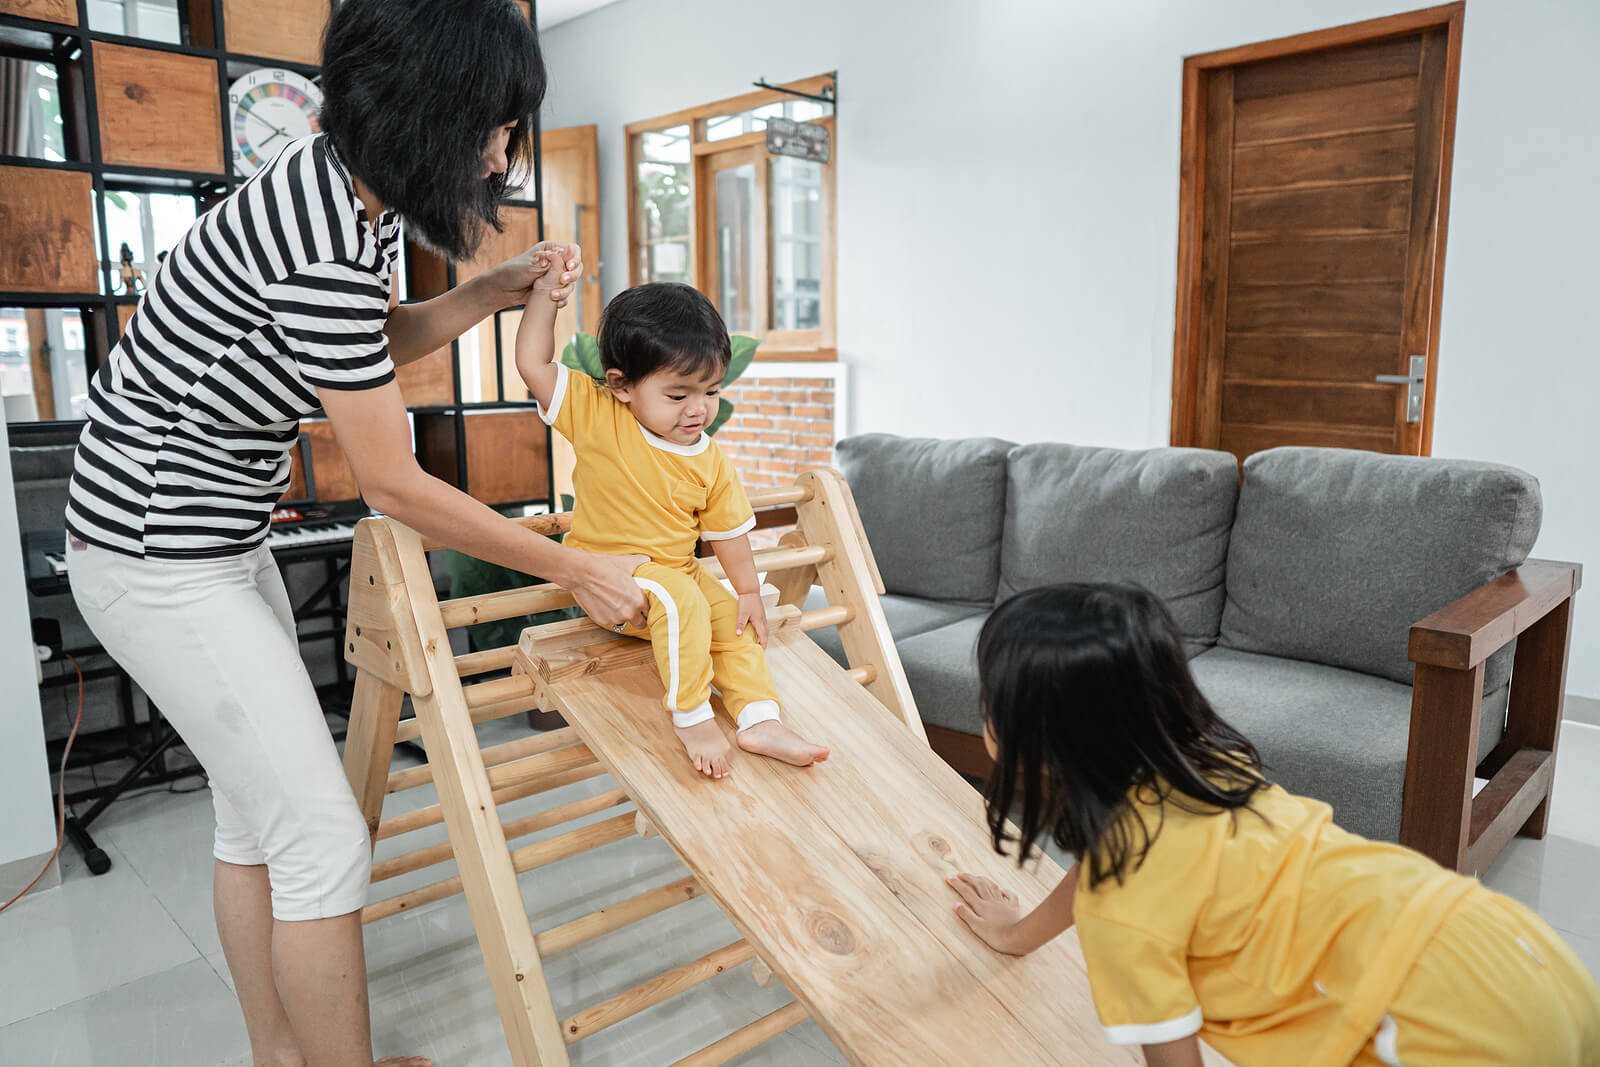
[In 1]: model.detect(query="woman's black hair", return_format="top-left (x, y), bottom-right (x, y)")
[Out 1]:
top-left (979, 582), bottom-right (1268, 889)
top-left (598, 283), bottom-right (732, 384)
top-left (319, 0), bottom-right (544, 261)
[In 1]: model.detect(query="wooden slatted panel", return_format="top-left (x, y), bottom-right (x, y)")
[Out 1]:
top-left (1223, 333), bottom-right (1402, 384)
top-left (1226, 282), bottom-right (1404, 332)
top-left (1232, 35), bottom-right (1421, 100)
top-left (1233, 128), bottom-right (1415, 191)
top-left (1231, 181), bottom-right (1411, 239)
top-left (1227, 234), bottom-right (1408, 285)
top-left (1233, 75), bottom-right (1418, 144)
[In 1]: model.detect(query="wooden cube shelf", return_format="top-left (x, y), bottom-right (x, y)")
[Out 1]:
top-left (410, 205), bottom-right (542, 295)
top-left (416, 409), bottom-right (550, 506)
top-left (395, 348), bottom-right (457, 407)
top-left (0, 0), bottom-right (76, 25)
top-left (0, 166), bottom-right (99, 293)
top-left (221, 0), bottom-right (329, 65)
top-left (93, 43), bottom-right (224, 174)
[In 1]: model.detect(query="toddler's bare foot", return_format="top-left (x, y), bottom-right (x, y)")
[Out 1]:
top-left (737, 720), bottom-right (829, 767)
top-left (376, 1058), bottom-right (432, 1067)
top-left (675, 719), bottom-right (732, 778)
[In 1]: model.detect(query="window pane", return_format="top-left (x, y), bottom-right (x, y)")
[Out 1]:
top-left (0, 59), bottom-right (69, 162)
top-left (713, 163), bottom-right (757, 332)
top-left (87, 0), bottom-right (183, 43)
top-left (769, 156), bottom-right (823, 331)
top-left (1, 307), bottom-right (89, 422)
top-left (706, 99), bottom-right (833, 143)
top-left (99, 190), bottom-right (198, 293)
top-left (640, 125), bottom-right (690, 164)
top-left (636, 125), bottom-right (691, 285)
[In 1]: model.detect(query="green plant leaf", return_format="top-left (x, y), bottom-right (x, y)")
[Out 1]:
top-left (104, 191), bottom-right (128, 211)
top-left (561, 331), bottom-right (604, 380)
top-left (725, 335), bottom-right (759, 387)
top-left (706, 396), bottom-right (735, 437)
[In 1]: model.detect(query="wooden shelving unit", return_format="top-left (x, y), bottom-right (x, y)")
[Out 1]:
top-left (0, 0), bottom-right (554, 510)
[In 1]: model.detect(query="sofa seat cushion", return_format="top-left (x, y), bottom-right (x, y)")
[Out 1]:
top-left (835, 434), bottom-right (1014, 604)
top-left (1188, 647), bottom-right (1508, 843)
top-left (1220, 447), bottom-right (1540, 688)
top-left (891, 616), bottom-right (989, 735)
top-left (801, 588), bottom-right (987, 672)
top-left (998, 443), bottom-right (1239, 653)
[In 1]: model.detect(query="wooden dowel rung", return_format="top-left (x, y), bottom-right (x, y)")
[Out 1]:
top-left (560, 941), bottom-right (756, 1045)
top-left (798, 604), bottom-right (854, 630)
top-left (701, 542), bottom-right (830, 583)
top-left (364, 811), bottom-right (635, 924)
top-left (438, 584), bottom-right (578, 630)
top-left (393, 689), bottom-right (543, 744)
top-left (454, 643), bottom-right (519, 678)
top-left (370, 787), bottom-right (628, 884)
top-left (535, 875), bottom-right (702, 958)
top-left (374, 761), bottom-right (607, 841)
top-left (383, 727), bottom-right (584, 794)
top-left (489, 743), bottom-right (596, 792)
top-left (464, 673), bottom-right (536, 709)
top-left (846, 664), bottom-right (877, 685)
top-left (670, 1000), bottom-right (809, 1067)
top-left (747, 485), bottom-right (812, 507)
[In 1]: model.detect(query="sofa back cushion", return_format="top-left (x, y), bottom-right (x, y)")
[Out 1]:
top-left (998, 444), bottom-right (1240, 651)
top-left (1219, 447), bottom-right (1542, 685)
top-left (834, 434), bottom-right (1015, 604)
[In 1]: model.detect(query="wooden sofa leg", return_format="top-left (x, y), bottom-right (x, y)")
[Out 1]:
top-left (1400, 662), bottom-right (1484, 871)
top-left (1500, 596), bottom-right (1574, 839)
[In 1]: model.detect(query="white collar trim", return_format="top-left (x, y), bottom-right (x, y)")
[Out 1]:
top-left (637, 420), bottom-right (711, 456)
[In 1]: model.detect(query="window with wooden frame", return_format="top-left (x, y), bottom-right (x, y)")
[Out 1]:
top-left (626, 73), bottom-right (836, 357)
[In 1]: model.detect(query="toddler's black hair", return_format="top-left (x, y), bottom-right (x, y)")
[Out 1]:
top-left (598, 283), bottom-right (732, 384)
top-left (979, 582), bottom-right (1268, 888)
top-left (319, 0), bottom-right (544, 262)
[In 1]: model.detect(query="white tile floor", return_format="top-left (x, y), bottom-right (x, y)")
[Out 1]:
top-left (2, 718), bottom-right (1598, 1066)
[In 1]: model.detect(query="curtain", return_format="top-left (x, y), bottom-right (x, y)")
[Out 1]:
top-left (0, 57), bottom-right (32, 157)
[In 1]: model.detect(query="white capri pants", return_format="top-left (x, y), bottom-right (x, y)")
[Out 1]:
top-left (68, 538), bottom-right (371, 921)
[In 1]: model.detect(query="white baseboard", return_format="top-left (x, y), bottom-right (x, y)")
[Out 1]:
top-left (1566, 693), bottom-right (1600, 727)
top-left (0, 848), bottom-right (60, 904)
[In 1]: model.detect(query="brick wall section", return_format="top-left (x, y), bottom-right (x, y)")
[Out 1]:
top-left (716, 376), bottom-right (837, 491)
top-left (715, 376), bottom-right (837, 550)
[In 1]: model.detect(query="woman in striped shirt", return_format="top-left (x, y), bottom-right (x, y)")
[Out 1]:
top-left (64, 2), bottom-right (644, 1063)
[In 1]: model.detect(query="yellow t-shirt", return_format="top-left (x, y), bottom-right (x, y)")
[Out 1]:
top-left (538, 363), bottom-right (754, 569)
top-left (1074, 782), bottom-right (1476, 1066)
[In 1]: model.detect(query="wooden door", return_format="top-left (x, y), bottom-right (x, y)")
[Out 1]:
top-left (695, 143), bottom-right (769, 336)
top-left (1172, 5), bottom-right (1464, 459)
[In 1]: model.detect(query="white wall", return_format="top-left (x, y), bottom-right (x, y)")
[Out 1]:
top-left (541, 0), bottom-right (1600, 695)
top-left (0, 418), bottom-right (62, 870)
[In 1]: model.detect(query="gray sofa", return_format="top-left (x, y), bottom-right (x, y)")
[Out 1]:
top-left (805, 435), bottom-right (1559, 861)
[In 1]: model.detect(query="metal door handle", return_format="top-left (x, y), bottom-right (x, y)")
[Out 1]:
top-left (1374, 355), bottom-right (1427, 423)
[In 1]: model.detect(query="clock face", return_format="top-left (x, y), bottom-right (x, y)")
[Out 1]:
top-left (229, 68), bottom-right (323, 177)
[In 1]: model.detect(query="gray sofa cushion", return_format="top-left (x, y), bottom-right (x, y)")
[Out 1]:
top-left (998, 444), bottom-right (1239, 652)
top-left (802, 588), bottom-right (986, 672)
top-left (892, 616), bottom-right (988, 735)
top-left (1220, 447), bottom-right (1541, 686)
top-left (1189, 647), bottom-right (1508, 842)
top-left (835, 434), bottom-right (1014, 604)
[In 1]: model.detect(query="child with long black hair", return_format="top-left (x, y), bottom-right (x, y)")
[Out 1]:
top-left (948, 583), bottom-right (1599, 1067)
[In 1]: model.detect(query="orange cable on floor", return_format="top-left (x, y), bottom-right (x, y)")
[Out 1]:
top-left (1, 653), bottom-right (85, 914)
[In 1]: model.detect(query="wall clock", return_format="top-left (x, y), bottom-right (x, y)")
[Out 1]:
top-left (228, 67), bottom-right (323, 177)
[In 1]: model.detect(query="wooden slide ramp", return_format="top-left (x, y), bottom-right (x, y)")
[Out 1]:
top-left (342, 469), bottom-right (1233, 1065)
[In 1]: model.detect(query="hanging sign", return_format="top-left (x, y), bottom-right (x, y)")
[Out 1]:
top-left (766, 117), bottom-right (830, 163)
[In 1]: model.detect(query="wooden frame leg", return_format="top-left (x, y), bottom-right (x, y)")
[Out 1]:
top-left (1501, 596), bottom-right (1573, 838)
top-left (342, 672), bottom-right (406, 842)
top-left (1400, 662), bottom-right (1483, 870)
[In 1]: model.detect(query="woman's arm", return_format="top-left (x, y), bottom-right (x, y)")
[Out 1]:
top-left (948, 863), bottom-right (1080, 956)
top-left (316, 379), bottom-right (647, 628)
top-left (384, 242), bottom-right (580, 367)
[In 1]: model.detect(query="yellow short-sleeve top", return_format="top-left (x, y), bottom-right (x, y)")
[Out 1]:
top-left (1073, 782), bottom-right (1476, 1066)
top-left (538, 363), bottom-right (754, 569)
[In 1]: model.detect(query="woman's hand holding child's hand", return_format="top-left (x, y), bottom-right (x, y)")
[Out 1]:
top-left (948, 873), bottom-right (1025, 955)
top-left (735, 591), bottom-right (768, 648)
top-left (492, 240), bottom-right (582, 308)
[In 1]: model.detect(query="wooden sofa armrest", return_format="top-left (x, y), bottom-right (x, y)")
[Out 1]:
top-left (1401, 558), bottom-right (1582, 874)
top-left (1408, 559), bottom-right (1582, 670)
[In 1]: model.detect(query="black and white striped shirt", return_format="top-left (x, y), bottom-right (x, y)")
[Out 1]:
top-left (66, 135), bottom-right (399, 559)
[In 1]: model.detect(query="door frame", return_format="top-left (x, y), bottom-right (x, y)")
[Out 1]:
top-left (1170, 3), bottom-right (1465, 455)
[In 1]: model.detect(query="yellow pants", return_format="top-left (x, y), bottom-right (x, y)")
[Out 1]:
top-left (623, 562), bottom-right (780, 730)
top-left (1352, 885), bottom-right (1600, 1066)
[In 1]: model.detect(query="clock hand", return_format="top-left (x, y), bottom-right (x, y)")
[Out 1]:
top-left (241, 106), bottom-right (292, 140)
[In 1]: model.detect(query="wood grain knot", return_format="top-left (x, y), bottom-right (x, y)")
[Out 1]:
top-left (806, 910), bottom-right (855, 955)
top-left (123, 84), bottom-right (149, 103)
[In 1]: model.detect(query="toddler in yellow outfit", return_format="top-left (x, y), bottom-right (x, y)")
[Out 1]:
top-left (948, 583), bottom-right (1600, 1067)
top-left (516, 273), bottom-right (828, 778)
